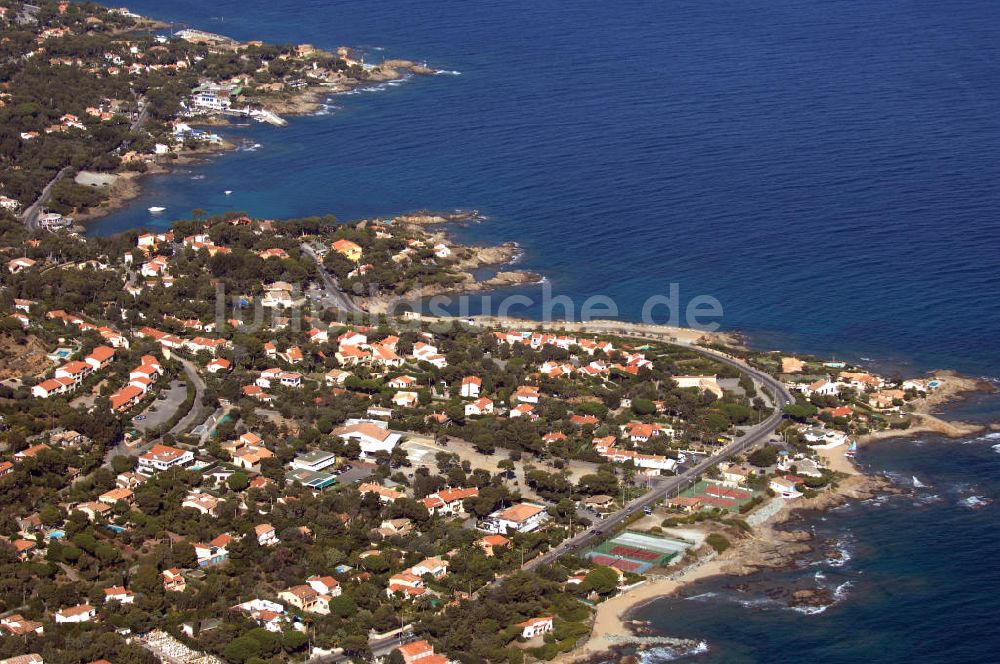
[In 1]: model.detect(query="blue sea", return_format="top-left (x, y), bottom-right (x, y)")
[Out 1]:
top-left (96, 1), bottom-right (1000, 660)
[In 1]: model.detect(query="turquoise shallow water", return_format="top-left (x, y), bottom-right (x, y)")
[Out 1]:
top-left (92, 2), bottom-right (1000, 660)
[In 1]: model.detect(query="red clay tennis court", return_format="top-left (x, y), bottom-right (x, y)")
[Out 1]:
top-left (609, 546), bottom-right (660, 561)
top-left (590, 555), bottom-right (642, 572)
top-left (705, 485), bottom-right (753, 500)
top-left (699, 495), bottom-right (739, 509)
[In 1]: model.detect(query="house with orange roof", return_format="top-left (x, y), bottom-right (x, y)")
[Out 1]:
top-left (232, 445), bottom-right (274, 472)
top-left (7, 257), bottom-right (36, 273)
top-left (109, 384), bottom-right (145, 412)
top-left (11, 539), bottom-right (37, 560)
top-left (54, 603), bottom-right (96, 624)
top-left (460, 376), bottom-right (482, 398)
top-left (255, 523), bottom-right (279, 546)
top-left (392, 391), bottom-right (420, 408)
top-left (0, 614), bottom-right (44, 636)
top-left (14, 444), bottom-right (51, 463)
top-left (667, 496), bottom-right (704, 513)
top-left (98, 487), bottom-right (134, 506)
top-left (207, 357), bottom-right (231, 373)
top-left (421, 487), bottom-right (479, 516)
top-left (138, 444), bottom-right (193, 473)
top-left (410, 557), bottom-right (449, 579)
top-left (513, 385), bottom-right (540, 404)
top-left (278, 345), bottom-right (304, 364)
top-left (84, 345), bottom-right (115, 370)
top-left (182, 492), bottom-right (221, 516)
top-left (358, 482), bottom-right (405, 503)
top-left (74, 501), bottom-right (112, 522)
top-left (509, 403), bottom-right (536, 420)
top-left (397, 640), bottom-right (436, 664)
top-left (54, 360), bottom-right (91, 386)
top-left (331, 239), bottom-right (362, 262)
top-left (278, 585), bottom-right (328, 613)
top-left (388, 375), bottom-right (417, 389)
top-left (103, 586), bottom-right (135, 604)
top-left (804, 378), bottom-right (840, 397)
top-left (477, 534), bottom-right (511, 557)
top-left (386, 571), bottom-right (425, 598)
top-left (306, 327), bottom-right (328, 344)
top-left (518, 616), bottom-right (554, 639)
top-left (479, 503), bottom-right (549, 534)
top-left (31, 377), bottom-right (76, 398)
top-left (193, 534), bottom-right (233, 567)
top-left (257, 247), bottom-right (289, 260)
top-left (242, 385), bottom-right (272, 402)
top-left (371, 343), bottom-right (403, 367)
top-left (306, 575), bottom-right (341, 597)
top-left (335, 345), bottom-right (369, 367)
top-left (162, 568), bottom-right (186, 592)
top-left (465, 397), bottom-right (494, 417)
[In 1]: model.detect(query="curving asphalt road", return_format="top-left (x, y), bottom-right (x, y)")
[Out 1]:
top-left (523, 345), bottom-right (793, 571)
top-left (168, 357), bottom-right (206, 436)
top-left (21, 166), bottom-right (71, 233)
top-left (300, 242), bottom-right (364, 315)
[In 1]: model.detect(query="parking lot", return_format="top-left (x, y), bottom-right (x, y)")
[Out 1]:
top-left (134, 379), bottom-right (188, 432)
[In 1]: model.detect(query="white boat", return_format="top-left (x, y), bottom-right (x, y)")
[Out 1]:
top-left (224, 190), bottom-right (232, 195)
top-left (148, 206), bottom-right (166, 213)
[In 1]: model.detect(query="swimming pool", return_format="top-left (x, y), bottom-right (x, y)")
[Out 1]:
top-left (47, 530), bottom-right (66, 539)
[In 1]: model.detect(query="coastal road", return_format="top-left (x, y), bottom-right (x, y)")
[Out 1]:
top-left (22, 98), bottom-right (147, 234)
top-left (129, 97), bottom-right (149, 133)
top-left (21, 166), bottom-right (71, 233)
top-left (300, 242), bottom-right (365, 315)
top-left (523, 345), bottom-right (793, 572)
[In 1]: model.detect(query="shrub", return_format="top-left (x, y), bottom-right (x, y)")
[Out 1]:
top-left (706, 533), bottom-right (730, 553)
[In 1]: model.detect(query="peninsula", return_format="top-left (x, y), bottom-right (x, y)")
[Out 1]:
top-left (0, 0), bottom-right (437, 232)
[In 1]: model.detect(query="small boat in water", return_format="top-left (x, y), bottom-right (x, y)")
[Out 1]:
top-left (224, 190), bottom-right (232, 196)
top-left (148, 206), bottom-right (166, 213)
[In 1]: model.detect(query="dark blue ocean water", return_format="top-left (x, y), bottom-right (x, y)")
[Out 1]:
top-left (95, 0), bottom-right (1000, 377)
top-left (93, 2), bottom-right (1000, 660)
top-left (634, 426), bottom-right (1000, 664)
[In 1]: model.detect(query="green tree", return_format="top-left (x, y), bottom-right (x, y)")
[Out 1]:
top-left (580, 566), bottom-right (618, 595)
top-left (227, 471), bottom-right (250, 492)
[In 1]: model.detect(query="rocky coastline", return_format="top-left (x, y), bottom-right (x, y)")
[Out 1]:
top-left (551, 371), bottom-right (990, 664)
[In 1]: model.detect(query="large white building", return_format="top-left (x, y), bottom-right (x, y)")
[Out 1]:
top-left (333, 421), bottom-right (401, 458)
top-left (479, 503), bottom-right (549, 534)
top-left (138, 444), bottom-right (194, 473)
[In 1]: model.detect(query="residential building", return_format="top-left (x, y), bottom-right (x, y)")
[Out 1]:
top-left (479, 503), bottom-right (549, 534)
top-left (333, 422), bottom-right (401, 457)
top-left (518, 616), bottom-right (554, 639)
top-left (291, 450), bottom-right (337, 472)
top-left (139, 444), bottom-right (193, 473)
top-left (54, 604), bottom-right (96, 624)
